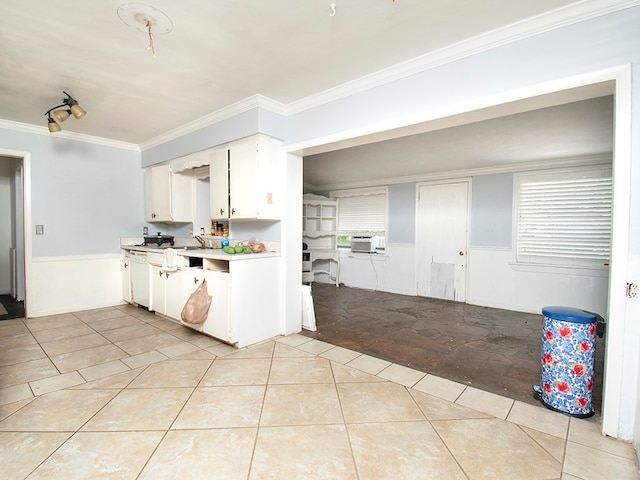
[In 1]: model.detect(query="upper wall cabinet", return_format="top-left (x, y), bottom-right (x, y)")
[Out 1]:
top-left (144, 164), bottom-right (194, 223)
top-left (210, 134), bottom-right (281, 220)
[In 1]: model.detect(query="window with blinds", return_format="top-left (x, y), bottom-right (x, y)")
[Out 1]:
top-left (515, 167), bottom-right (612, 268)
top-left (332, 188), bottom-right (387, 248)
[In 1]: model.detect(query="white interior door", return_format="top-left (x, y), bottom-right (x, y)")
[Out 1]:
top-left (416, 180), bottom-right (469, 301)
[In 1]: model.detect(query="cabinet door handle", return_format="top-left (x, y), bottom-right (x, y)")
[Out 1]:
top-left (194, 277), bottom-right (199, 284)
top-left (220, 208), bottom-right (225, 215)
top-left (231, 208), bottom-right (236, 215)
top-left (159, 271), bottom-right (164, 277)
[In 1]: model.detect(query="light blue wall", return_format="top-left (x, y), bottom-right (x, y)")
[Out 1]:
top-left (284, 9), bottom-right (639, 147)
top-left (470, 173), bottom-right (513, 247)
top-left (387, 183), bottom-right (415, 243)
top-left (142, 107), bottom-right (287, 167)
top-left (385, 174), bottom-right (512, 247)
top-left (0, 128), bottom-right (142, 256)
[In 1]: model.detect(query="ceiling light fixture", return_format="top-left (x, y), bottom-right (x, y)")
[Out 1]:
top-left (117, 3), bottom-right (173, 58)
top-left (43, 91), bottom-right (87, 133)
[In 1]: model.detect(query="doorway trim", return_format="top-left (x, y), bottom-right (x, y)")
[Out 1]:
top-left (1, 148), bottom-right (31, 318)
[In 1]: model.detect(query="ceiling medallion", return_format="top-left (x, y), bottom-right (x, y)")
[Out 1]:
top-left (117, 3), bottom-right (173, 58)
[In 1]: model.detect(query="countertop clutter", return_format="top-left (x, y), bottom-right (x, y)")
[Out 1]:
top-left (120, 237), bottom-right (280, 261)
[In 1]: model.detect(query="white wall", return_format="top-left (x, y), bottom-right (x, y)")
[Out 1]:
top-left (333, 244), bottom-right (416, 296)
top-left (331, 244), bottom-right (608, 317)
top-left (29, 255), bottom-right (123, 317)
top-left (467, 247), bottom-right (609, 315)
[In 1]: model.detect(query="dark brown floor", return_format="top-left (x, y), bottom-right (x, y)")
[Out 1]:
top-left (303, 283), bottom-right (605, 411)
top-left (0, 294), bottom-right (25, 321)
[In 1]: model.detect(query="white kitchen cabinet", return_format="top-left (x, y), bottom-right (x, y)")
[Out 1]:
top-left (181, 266), bottom-right (231, 343)
top-left (180, 256), bottom-right (280, 347)
top-left (122, 257), bottom-right (131, 302)
top-left (130, 251), bottom-right (149, 307)
top-left (150, 265), bottom-right (182, 318)
top-left (145, 164), bottom-right (194, 222)
top-left (210, 134), bottom-right (281, 220)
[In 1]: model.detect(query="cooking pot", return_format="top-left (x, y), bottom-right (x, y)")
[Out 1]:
top-left (143, 234), bottom-right (174, 247)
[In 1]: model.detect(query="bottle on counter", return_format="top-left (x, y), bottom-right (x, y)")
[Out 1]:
top-left (221, 236), bottom-right (229, 248)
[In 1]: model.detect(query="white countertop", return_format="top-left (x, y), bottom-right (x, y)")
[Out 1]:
top-left (121, 245), bottom-right (280, 261)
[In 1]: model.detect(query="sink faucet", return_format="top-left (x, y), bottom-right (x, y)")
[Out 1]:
top-left (194, 235), bottom-right (206, 247)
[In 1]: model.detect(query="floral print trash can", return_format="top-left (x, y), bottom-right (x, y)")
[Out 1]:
top-left (533, 306), bottom-right (605, 418)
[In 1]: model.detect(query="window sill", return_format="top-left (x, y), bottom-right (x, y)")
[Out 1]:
top-left (508, 261), bottom-right (609, 277)
top-left (339, 250), bottom-right (388, 260)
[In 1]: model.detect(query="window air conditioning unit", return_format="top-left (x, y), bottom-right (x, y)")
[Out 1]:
top-left (351, 236), bottom-right (385, 253)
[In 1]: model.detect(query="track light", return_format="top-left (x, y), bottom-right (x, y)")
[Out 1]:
top-left (46, 113), bottom-right (62, 133)
top-left (44, 91), bottom-right (86, 133)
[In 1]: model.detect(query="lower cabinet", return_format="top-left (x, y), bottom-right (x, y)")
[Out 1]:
top-left (181, 268), bottom-right (231, 343)
top-left (122, 257), bottom-right (131, 303)
top-left (179, 257), bottom-right (280, 347)
top-left (150, 265), bottom-right (182, 318)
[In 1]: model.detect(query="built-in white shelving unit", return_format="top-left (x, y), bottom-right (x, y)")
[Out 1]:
top-left (303, 194), bottom-right (339, 285)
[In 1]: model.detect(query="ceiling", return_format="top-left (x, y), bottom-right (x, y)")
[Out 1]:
top-left (0, 1), bottom-right (620, 188)
top-left (304, 93), bottom-right (614, 190)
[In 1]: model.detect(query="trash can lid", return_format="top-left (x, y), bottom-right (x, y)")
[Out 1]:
top-left (542, 306), bottom-right (596, 323)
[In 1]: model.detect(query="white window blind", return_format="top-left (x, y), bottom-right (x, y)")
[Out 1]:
top-left (515, 167), bottom-right (612, 267)
top-left (332, 188), bottom-right (387, 247)
top-left (336, 193), bottom-right (386, 232)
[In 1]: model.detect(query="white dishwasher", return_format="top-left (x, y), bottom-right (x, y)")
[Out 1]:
top-left (130, 251), bottom-right (150, 308)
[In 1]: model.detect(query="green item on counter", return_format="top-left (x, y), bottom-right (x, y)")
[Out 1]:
top-left (243, 246), bottom-right (252, 254)
top-left (234, 245), bottom-right (244, 253)
top-left (223, 246), bottom-right (235, 254)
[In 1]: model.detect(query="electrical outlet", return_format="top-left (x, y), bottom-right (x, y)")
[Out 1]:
top-left (143, 227), bottom-right (148, 235)
top-left (627, 283), bottom-right (639, 299)
top-left (35, 225), bottom-right (44, 235)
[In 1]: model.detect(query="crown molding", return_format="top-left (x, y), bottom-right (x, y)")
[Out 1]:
top-left (308, 154), bottom-right (613, 192)
top-left (136, 1), bottom-right (640, 149)
top-left (139, 94), bottom-right (288, 151)
top-left (0, 119), bottom-right (139, 151)
top-left (286, 0), bottom-right (640, 115)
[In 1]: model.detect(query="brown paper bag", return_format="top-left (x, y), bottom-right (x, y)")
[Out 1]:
top-left (181, 279), bottom-right (212, 325)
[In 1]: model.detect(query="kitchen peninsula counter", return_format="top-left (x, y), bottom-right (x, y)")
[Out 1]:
top-left (121, 244), bottom-right (280, 261)
top-left (121, 239), bottom-right (282, 348)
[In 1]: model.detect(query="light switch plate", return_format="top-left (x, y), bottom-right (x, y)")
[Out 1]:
top-left (35, 225), bottom-right (44, 235)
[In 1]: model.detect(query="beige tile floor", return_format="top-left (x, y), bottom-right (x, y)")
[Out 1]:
top-left (0, 304), bottom-right (638, 480)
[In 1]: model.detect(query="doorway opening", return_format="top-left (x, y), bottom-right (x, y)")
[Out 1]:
top-left (294, 68), bottom-right (630, 438)
top-left (0, 150), bottom-right (30, 320)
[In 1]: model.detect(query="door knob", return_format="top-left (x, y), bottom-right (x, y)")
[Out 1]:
top-left (459, 251), bottom-right (465, 256)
